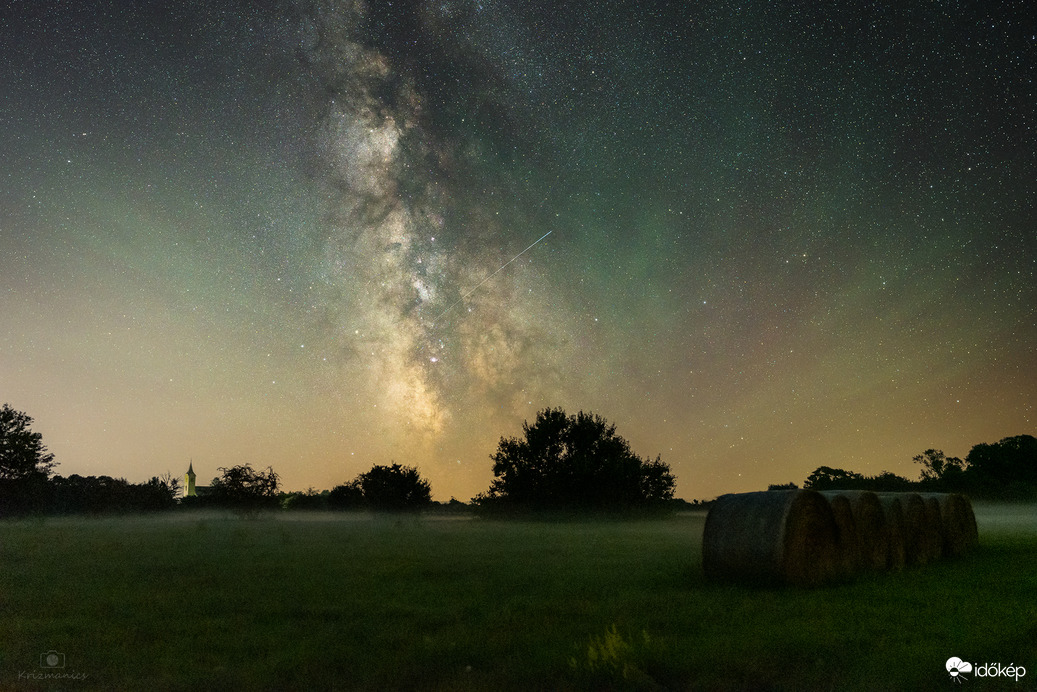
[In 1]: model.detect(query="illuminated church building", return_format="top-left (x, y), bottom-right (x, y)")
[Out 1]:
top-left (183, 462), bottom-right (210, 498)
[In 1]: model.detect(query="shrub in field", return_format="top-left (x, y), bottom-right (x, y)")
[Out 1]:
top-left (702, 489), bottom-right (841, 587)
top-left (478, 408), bottom-right (675, 512)
top-left (208, 464), bottom-right (280, 514)
top-left (328, 464), bottom-right (432, 511)
top-left (356, 463), bottom-right (432, 511)
top-left (569, 624), bottom-right (666, 689)
top-left (328, 481), bottom-right (365, 509)
top-left (280, 488), bottom-right (329, 511)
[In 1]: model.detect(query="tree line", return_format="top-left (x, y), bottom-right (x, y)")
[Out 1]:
top-left (0, 404), bottom-right (677, 518)
top-left (788, 435), bottom-right (1037, 498)
top-left (6, 401), bottom-right (1030, 518)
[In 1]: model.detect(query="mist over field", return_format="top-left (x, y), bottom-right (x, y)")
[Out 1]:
top-left (1, 503), bottom-right (1034, 689)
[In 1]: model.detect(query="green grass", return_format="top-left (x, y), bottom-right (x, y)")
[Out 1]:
top-left (1, 507), bottom-right (1035, 690)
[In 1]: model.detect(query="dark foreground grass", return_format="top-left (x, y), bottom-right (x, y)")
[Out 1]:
top-left (1, 508), bottom-right (1035, 691)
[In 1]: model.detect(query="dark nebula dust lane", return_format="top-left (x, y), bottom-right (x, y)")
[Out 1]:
top-left (1, 0), bottom-right (1033, 499)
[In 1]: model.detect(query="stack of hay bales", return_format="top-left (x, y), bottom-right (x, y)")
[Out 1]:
top-left (879, 493), bottom-right (943, 566)
top-left (703, 490), bottom-right (977, 586)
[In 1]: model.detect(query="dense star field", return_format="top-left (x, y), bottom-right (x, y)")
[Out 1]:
top-left (1, 1), bottom-right (1033, 500)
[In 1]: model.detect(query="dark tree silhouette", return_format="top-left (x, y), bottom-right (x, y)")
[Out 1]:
top-left (0, 404), bottom-right (57, 516)
top-left (912, 448), bottom-right (968, 490)
top-left (479, 408), bottom-right (675, 511)
top-left (140, 475), bottom-right (180, 510)
top-left (328, 480), bottom-right (365, 510)
top-left (803, 466), bottom-right (865, 490)
top-left (867, 471), bottom-right (914, 492)
top-left (802, 435), bottom-right (1036, 499)
top-left (356, 463), bottom-right (432, 511)
top-left (50, 475), bottom-right (123, 514)
top-left (157, 471), bottom-right (181, 500)
top-left (208, 464), bottom-right (280, 512)
top-left (804, 466), bottom-right (912, 492)
top-left (965, 435), bottom-right (1037, 496)
top-left (279, 488), bottom-right (330, 510)
top-left (48, 474), bottom-right (177, 514)
top-left (0, 404), bottom-right (56, 480)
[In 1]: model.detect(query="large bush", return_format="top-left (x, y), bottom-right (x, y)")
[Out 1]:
top-left (207, 464), bottom-right (280, 513)
top-left (328, 464), bottom-right (433, 511)
top-left (478, 408), bottom-right (675, 512)
top-left (356, 463), bottom-right (432, 511)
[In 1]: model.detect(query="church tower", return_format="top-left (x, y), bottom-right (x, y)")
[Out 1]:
top-left (184, 461), bottom-right (197, 497)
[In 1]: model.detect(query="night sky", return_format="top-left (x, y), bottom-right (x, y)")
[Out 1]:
top-left (2, 0), bottom-right (1033, 501)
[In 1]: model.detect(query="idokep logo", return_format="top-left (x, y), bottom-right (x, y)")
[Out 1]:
top-left (946, 657), bottom-right (1027, 684)
top-left (947, 658), bottom-right (972, 684)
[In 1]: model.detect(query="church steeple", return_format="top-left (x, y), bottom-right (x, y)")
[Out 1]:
top-left (184, 461), bottom-right (197, 497)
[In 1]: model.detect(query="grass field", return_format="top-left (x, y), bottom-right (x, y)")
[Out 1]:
top-left (1, 506), bottom-right (1035, 690)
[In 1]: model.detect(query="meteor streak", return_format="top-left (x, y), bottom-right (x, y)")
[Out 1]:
top-left (432, 230), bottom-right (552, 324)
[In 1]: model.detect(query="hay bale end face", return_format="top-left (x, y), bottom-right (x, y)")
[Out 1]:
top-left (959, 495), bottom-right (979, 551)
top-left (920, 495), bottom-right (946, 563)
top-left (703, 490), bottom-right (840, 587)
top-left (875, 495), bottom-right (907, 571)
top-left (822, 491), bottom-right (887, 572)
top-left (898, 493), bottom-right (941, 566)
top-left (922, 493), bottom-right (979, 558)
top-left (826, 494), bottom-right (862, 579)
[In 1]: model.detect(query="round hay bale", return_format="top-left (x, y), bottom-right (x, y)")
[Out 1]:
top-left (920, 495), bottom-right (946, 562)
top-left (896, 493), bottom-right (941, 565)
top-left (821, 491), bottom-right (887, 571)
top-left (825, 494), bottom-right (862, 579)
top-left (959, 495), bottom-right (979, 551)
top-left (875, 495), bottom-right (907, 571)
top-left (921, 493), bottom-right (979, 557)
top-left (702, 490), bottom-right (840, 587)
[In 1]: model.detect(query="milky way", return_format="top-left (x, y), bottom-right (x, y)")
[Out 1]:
top-left (1, 0), bottom-right (1033, 499)
top-left (297, 1), bottom-right (580, 454)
